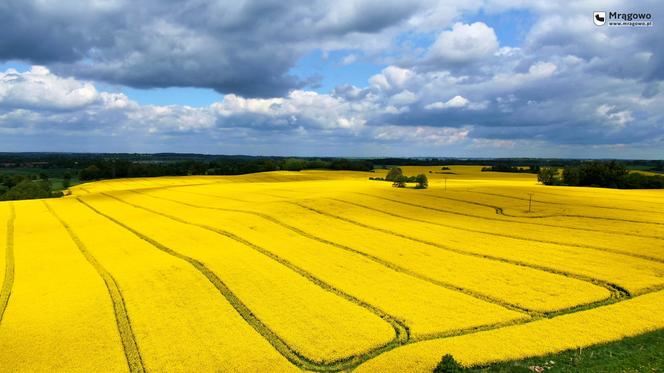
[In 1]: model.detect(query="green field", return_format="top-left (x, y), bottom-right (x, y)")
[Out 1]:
top-left (0, 168), bottom-right (81, 191)
top-left (471, 328), bottom-right (664, 372)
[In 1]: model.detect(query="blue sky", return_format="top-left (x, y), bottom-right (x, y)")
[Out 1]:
top-left (0, 8), bottom-right (532, 105)
top-left (0, 1), bottom-right (662, 158)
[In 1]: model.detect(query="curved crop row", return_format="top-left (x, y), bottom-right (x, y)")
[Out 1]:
top-left (127, 189), bottom-right (530, 328)
top-left (347, 192), bottom-right (664, 263)
top-left (288, 197), bottom-right (664, 295)
top-left (97, 188), bottom-right (652, 372)
top-left (137, 188), bottom-right (610, 316)
top-left (289, 200), bottom-right (626, 293)
top-left (145, 187), bottom-right (618, 314)
top-left (356, 192), bottom-right (664, 240)
top-left (45, 202), bottom-right (145, 373)
top-left (80, 195), bottom-right (397, 371)
top-left (331, 197), bottom-right (664, 264)
top-left (0, 201), bottom-right (129, 372)
top-left (466, 189), bottom-right (664, 215)
top-left (356, 290), bottom-right (664, 372)
top-left (53, 197), bottom-right (297, 372)
top-left (423, 190), bottom-right (664, 227)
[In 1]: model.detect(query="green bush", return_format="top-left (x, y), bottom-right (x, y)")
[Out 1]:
top-left (434, 354), bottom-right (464, 373)
top-left (392, 175), bottom-right (407, 188)
top-left (415, 174), bottom-right (428, 189)
top-left (557, 161), bottom-right (664, 189)
top-left (386, 167), bottom-right (404, 181)
top-left (537, 167), bottom-right (558, 185)
top-left (0, 180), bottom-right (52, 201)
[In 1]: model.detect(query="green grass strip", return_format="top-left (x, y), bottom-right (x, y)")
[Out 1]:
top-left (469, 327), bottom-right (664, 372)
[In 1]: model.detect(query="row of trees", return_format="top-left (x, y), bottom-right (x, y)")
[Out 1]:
top-left (370, 167), bottom-right (429, 189)
top-left (0, 174), bottom-right (62, 201)
top-left (537, 161), bottom-right (664, 189)
top-left (79, 158), bottom-right (374, 181)
top-left (3, 153), bottom-right (663, 173)
top-left (481, 164), bottom-right (540, 173)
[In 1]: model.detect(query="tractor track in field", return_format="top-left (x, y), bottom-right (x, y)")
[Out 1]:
top-left (0, 204), bottom-right (15, 325)
top-left (292, 199), bottom-right (631, 293)
top-left (135, 188), bottom-right (632, 317)
top-left (279, 199), bottom-right (629, 300)
top-left (354, 192), bottom-right (664, 242)
top-left (233, 192), bottom-right (642, 296)
top-left (465, 189), bottom-right (664, 216)
top-left (100, 187), bottom-right (664, 371)
top-left (210, 189), bottom-right (632, 303)
top-left (504, 188), bottom-right (664, 209)
top-left (158, 186), bottom-right (658, 292)
top-left (88, 185), bottom-right (664, 371)
top-left (153, 187), bottom-right (251, 203)
top-left (416, 191), bottom-right (664, 227)
top-left (494, 207), bottom-right (664, 227)
top-left (191, 184), bottom-right (664, 235)
top-left (326, 197), bottom-right (664, 265)
top-left (81, 194), bottom-right (410, 372)
top-left (45, 202), bottom-right (146, 373)
top-left (129, 189), bottom-right (534, 316)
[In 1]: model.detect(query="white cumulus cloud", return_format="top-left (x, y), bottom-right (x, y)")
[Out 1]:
top-left (0, 66), bottom-right (99, 110)
top-left (425, 95), bottom-right (470, 110)
top-left (428, 22), bottom-right (499, 63)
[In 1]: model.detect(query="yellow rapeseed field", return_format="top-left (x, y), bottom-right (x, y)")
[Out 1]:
top-left (78, 194), bottom-right (396, 365)
top-left (0, 201), bottom-right (128, 372)
top-left (0, 202), bottom-right (9, 320)
top-left (356, 289), bottom-right (664, 372)
top-left (100, 189), bottom-right (527, 338)
top-left (1, 165), bottom-right (663, 372)
top-left (49, 197), bottom-right (297, 372)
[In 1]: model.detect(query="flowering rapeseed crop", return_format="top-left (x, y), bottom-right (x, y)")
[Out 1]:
top-left (1, 166), bottom-right (662, 372)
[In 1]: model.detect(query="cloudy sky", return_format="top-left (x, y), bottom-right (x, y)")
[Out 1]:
top-left (1, 0), bottom-right (662, 158)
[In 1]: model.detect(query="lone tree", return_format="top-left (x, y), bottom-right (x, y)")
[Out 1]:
top-left (537, 167), bottom-right (558, 185)
top-left (415, 174), bottom-right (428, 189)
top-left (385, 167), bottom-right (404, 181)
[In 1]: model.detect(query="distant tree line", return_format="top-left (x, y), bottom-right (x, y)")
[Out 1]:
top-left (0, 174), bottom-right (63, 201)
top-left (1, 153), bottom-right (662, 187)
top-left (481, 164), bottom-right (540, 173)
top-left (2, 153), bottom-right (663, 171)
top-left (538, 161), bottom-right (664, 189)
top-left (651, 161), bottom-right (664, 172)
top-left (78, 157), bottom-right (374, 181)
top-left (371, 157), bottom-right (664, 172)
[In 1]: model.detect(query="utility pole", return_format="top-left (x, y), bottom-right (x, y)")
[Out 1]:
top-left (528, 193), bottom-right (533, 213)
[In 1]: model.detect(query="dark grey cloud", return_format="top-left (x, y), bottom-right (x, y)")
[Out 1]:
top-left (0, 0), bottom-right (426, 97)
top-left (331, 84), bottom-right (371, 100)
top-left (0, 1), bottom-right (122, 63)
